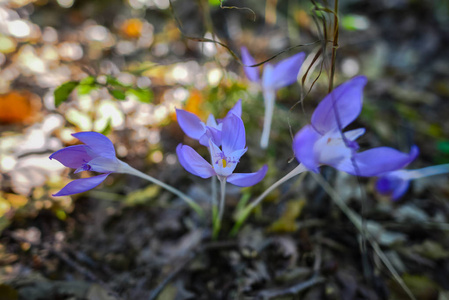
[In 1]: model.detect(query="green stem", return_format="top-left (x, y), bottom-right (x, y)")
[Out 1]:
top-left (230, 164), bottom-right (308, 236)
top-left (213, 178), bottom-right (226, 239)
top-left (120, 161), bottom-right (204, 217)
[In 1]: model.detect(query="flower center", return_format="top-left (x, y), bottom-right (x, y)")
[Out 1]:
top-left (222, 158), bottom-right (227, 168)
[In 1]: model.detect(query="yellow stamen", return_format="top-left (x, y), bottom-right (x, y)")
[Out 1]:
top-left (222, 159), bottom-right (227, 168)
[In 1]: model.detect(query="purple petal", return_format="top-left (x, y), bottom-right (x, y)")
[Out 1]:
top-left (72, 132), bottom-right (116, 159)
top-left (49, 145), bottom-right (92, 169)
top-left (176, 144), bottom-right (215, 179)
top-left (335, 146), bottom-right (419, 177)
top-left (226, 99), bottom-right (242, 118)
top-left (176, 109), bottom-right (206, 140)
top-left (227, 165), bottom-right (268, 187)
top-left (344, 128), bottom-right (365, 141)
top-left (199, 126), bottom-right (222, 147)
top-left (84, 156), bottom-right (121, 173)
top-left (270, 52), bottom-right (306, 90)
top-left (221, 114), bottom-right (246, 156)
top-left (53, 173), bottom-right (110, 196)
top-left (241, 47), bottom-right (259, 82)
top-left (376, 171), bottom-right (410, 200)
top-left (293, 125), bottom-right (321, 173)
top-left (311, 76), bottom-right (368, 134)
top-left (206, 114), bottom-right (219, 129)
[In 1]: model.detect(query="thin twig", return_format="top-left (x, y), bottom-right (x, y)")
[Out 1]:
top-left (256, 276), bottom-right (325, 299)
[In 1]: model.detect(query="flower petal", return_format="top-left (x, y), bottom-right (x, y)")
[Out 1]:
top-left (72, 132), bottom-right (116, 159)
top-left (226, 99), bottom-right (242, 118)
top-left (270, 52), bottom-right (306, 90)
top-left (221, 114), bottom-right (246, 156)
top-left (376, 171), bottom-right (410, 200)
top-left (176, 144), bottom-right (215, 178)
top-left (85, 156), bottom-right (121, 173)
top-left (49, 145), bottom-right (92, 169)
top-left (311, 76), bottom-right (368, 134)
top-left (199, 126), bottom-right (221, 147)
top-left (227, 165), bottom-right (268, 187)
top-left (293, 125), bottom-right (321, 173)
top-left (53, 173), bottom-right (110, 196)
top-left (206, 114), bottom-right (219, 129)
top-left (335, 146), bottom-right (419, 177)
top-left (176, 109), bottom-right (206, 140)
top-left (241, 47), bottom-right (259, 82)
top-left (344, 128), bottom-right (365, 141)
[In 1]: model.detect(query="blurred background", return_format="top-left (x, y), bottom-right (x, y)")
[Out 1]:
top-left (1, 0), bottom-right (449, 299)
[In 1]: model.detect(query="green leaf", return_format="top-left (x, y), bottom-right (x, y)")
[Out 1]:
top-left (106, 75), bottom-right (128, 88)
top-left (54, 81), bottom-right (79, 107)
top-left (77, 84), bottom-right (97, 95)
top-left (209, 0), bottom-right (221, 6)
top-left (80, 76), bottom-right (96, 85)
top-left (127, 88), bottom-right (153, 103)
top-left (109, 89), bottom-right (126, 100)
top-left (437, 141), bottom-right (449, 154)
top-left (341, 14), bottom-right (369, 31)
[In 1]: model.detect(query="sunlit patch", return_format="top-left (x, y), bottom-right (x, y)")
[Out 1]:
top-left (341, 58), bottom-right (360, 77)
top-left (202, 32), bottom-right (217, 57)
top-left (84, 25), bottom-right (109, 42)
top-left (207, 68), bottom-right (223, 86)
top-left (17, 45), bottom-right (46, 74)
top-left (57, 0), bottom-right (74, 8)
top-left (66, 108), bottom-right (93, 131)
top-left (42, 26), bottom-right (58, 43)
top-left (151, 150), bottom-right (163, 163)
top-left (7, 20), bottom-right (31, 38)
top-left (0, 36), bottom-right (17, 53)
top-left (153, 0), bottom-right (169, 9)
top-left (116, 40), bottom-right (136, 55)
top-left (58, 42), bottom-right (83, 61)
top-left (1, 155), bottom-right (17, 172)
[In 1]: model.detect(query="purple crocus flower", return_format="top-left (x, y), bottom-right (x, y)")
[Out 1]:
top-left (176, 99), bottom-right (242, 147)
top-left (241, 47), bottom-right (306, 148)
top-left (50, 132), bottom-right (128, 196)
top-left (293, 76), bottom-right (418, 176)
top-left (376, 162), bottom-right (449, 200)
top-left (176, 114), bottom-right (267, 187)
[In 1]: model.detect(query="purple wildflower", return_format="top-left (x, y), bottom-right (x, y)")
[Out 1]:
top-left (241, 47), bottom-right (306, 148)
top-left (50, 132), bottom-right (127, 196)
top-left (176, 99), bottom-right (242, 147)
top-left (176, 114), bottom-right (267, 187)
top-left (293, 76), bottom-right (418, 176)
top-left (376, 162), bottom-right (449, 200)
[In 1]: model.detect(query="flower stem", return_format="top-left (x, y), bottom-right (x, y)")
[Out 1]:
top-left (121, 161), bottom-right (204, 217)
top-left (230, 163), bottom-right (308, 236)
top-left (406, 164), bottom-right (449, 179)
top-left (211, 176), bottom-right (218, 231)
top-left (260, 89), bottom-right (275, 149)
top-left (213, 178), bottom-right (226, 239)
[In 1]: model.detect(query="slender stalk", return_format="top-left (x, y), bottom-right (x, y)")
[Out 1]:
top-left (213, 178), bottom-right (227, 239)
top-left (211, 176), bottom-right (218, 223)
top-left (405, 164), bottom-right (449, 179)
top-left (230, 164), bottom-right (308, 236)
top-left (121, 161), bottom-right (203, 216)
top-left (260, 89), bottom-right (276, 149)
top-left (328, 0), bottom-right (339, 93)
